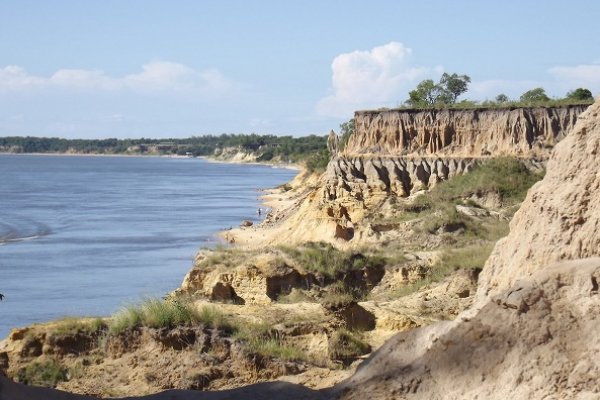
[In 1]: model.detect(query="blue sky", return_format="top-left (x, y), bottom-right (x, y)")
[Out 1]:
top-left (1, 0), bottom-right (599, 138)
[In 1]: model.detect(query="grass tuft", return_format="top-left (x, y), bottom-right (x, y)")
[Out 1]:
top-left (234, 322), bottom-right (305, 361)
top-left (328, 329), bottom-right (370, 363)
top-left (51, 317), bottom-right (107, 336)
top-left (279, 242), bottom-right (384, 279)
top-left (389, 243), bottom-right (495, 299)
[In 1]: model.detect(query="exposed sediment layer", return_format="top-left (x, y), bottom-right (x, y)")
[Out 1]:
top-left (324, 156), bottom-right (478, 200)
top-left (346, 105), bottom-right (587, 157)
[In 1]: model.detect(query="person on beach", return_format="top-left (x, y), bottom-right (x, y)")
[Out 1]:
top-left (257, 208), bottom-right (262, 216)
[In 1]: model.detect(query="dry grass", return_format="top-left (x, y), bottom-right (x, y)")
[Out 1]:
top-left (233, 322), bottom-right (305, 361)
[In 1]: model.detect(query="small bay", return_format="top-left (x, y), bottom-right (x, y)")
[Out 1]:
top-left (0, 154), bottom-right (296, 338)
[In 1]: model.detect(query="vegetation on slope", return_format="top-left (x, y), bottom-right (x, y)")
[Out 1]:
top-left (109, 298), bottom-right (231, 334)
top-left (363, 157), bottom-right (545, 299)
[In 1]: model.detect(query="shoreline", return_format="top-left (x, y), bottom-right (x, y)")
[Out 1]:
top-left (197, 155), bottom-right (302, 171)
top-left (0, 152), bottom-right (303, 171)
top-left (216, 168), bottom-right (313, 248)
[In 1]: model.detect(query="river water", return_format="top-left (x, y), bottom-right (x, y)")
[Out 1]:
top-left (0, 154), bottom-right (296, 338)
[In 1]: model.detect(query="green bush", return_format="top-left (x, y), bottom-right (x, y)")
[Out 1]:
top-left (305, 149), bottom-right (330, 173)
top-left (389, 243), bottom-right (494, 299)
top-left (140, 298), bottom-right (199, 329)
top-left (195, 305), bottom-right (233, 330)
top-left (321, 281), bottom-right (358, 307)
top-left (16, 359), bottom-right (67, 387)
top-left (280, 242), bottom-right (383, 279)
top-left (109, 305), bottom-right (144, 334)
top-left (277, 288), bottom-right (315, 304)
top-left (109, 298), bottom-right (218, 334)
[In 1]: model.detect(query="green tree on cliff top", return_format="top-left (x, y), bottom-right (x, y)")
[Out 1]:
top-left (519, 87), bottom-right (551, 103)
top-left (566, 88), bottom-right (594, 102)
top-left (406, 73), bottom-right (471, 107)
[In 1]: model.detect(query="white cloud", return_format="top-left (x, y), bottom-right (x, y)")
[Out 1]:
top-left (548, 64), bottom-right (600, 88)
top-left (316, 42), bottom-right (437, 118)
top-left (0, 61), bottom-right (235, 95)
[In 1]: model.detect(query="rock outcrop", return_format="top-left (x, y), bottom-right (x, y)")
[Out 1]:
top-left (346, 105), bottom-right (587, 157)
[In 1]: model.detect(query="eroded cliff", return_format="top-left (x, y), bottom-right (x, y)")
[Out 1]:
top-left (346, 105), bottom-right (586, 157)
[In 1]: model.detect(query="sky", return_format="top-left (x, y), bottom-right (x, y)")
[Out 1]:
top-left (0, 0), bottom-right (599, 139)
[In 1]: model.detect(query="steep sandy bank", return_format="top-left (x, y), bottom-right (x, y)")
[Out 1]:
top-left (478, 100), bottom-right (600, 301)
top-left (347, 105), bottom-right (587, 157)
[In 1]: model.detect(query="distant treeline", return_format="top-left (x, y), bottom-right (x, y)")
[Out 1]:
top-left (0, 134), bottom-right (331, 171)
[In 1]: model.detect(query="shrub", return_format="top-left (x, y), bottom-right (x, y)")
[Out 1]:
top-left (195, 305), bottom-right (233, 330)
top-left (197, 247), bottom-right (247, 270)
top-left (328, 329), bottom-right (370, 363)
top-left (388, 243), bottom-right (495, 299)
top-left (52, 317), bottom-right (107, 336)
top-left (140, 298), bottom-right (199, 329)
top-left (305, 149), bottom-right (330, 173)
top-left (320, 280), bottom-right (369, 307)
top-left (279, 242), bottom-right (383, 279)
top-left (234, 322), bottom-right (305, 361)
top-left (16, 359), bottom-right (67, 387)
top-left (109, 305), bottom-right (144, 334)
top-left (277, 288), bottom-right (315, 304)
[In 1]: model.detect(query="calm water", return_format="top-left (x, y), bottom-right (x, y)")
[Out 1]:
top-left (0, 154), bottom-right (296, 338)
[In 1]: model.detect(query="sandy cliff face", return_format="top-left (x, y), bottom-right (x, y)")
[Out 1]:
top-left (477, 100), bottom-right (600, 301)
top-left (346, 105), bottom-right (586, 157)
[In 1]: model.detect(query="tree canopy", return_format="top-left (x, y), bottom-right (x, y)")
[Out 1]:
top-left (519, 87), bottom-right (551, 103)
top-left (406, 73), bottom-right (471, 107)
top-left (566, 88), bottom-right (594, 101)
top-left (495, 94), bottom-right (509, 103)
top-left (338, 118), bottom-right (355, 151)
